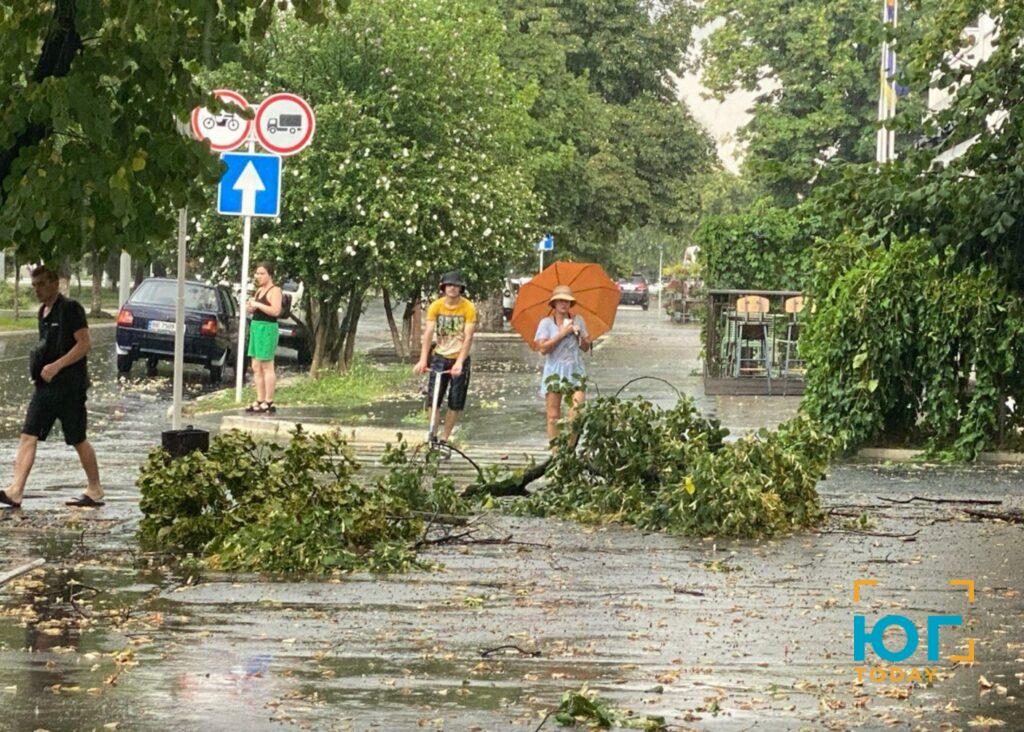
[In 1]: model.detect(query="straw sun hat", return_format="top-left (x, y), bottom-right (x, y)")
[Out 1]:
top-left (548, 285), bottom-right (576, 306)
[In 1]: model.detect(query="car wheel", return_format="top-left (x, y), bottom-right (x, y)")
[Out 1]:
top-left (116, 354), bottom-right (134, 376)
top-left (208, 365), bottom-right (223, 384)
top-left (295, 341), bottom-right (313, 366)
top-left (146, 357), bottom-right (159, 377)
top-left (641, 301), bottom-right (649, 311)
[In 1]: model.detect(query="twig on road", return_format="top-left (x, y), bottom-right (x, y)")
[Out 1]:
top-left (878, 495), bottom-right (1003, 506)
top-left (962, 508), bottom-right (1024, 524)
top-left (479, 644), bottom-right (542, 658)
top-left (823, 528), bottom-right (921, 541)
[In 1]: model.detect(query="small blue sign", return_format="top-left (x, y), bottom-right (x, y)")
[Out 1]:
top-left (217, 153), bottom-right (282, 218)
top-left (536, 234), bottom-right (554, 252)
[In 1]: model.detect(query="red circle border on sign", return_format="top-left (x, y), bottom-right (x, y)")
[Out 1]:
top-left (254, 93), bottom-right (315, 156)
top-left (191, 89), bottom-right (251, 152)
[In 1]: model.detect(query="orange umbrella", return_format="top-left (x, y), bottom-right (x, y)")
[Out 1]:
top-left (510, 261), bottom-right (621, 350)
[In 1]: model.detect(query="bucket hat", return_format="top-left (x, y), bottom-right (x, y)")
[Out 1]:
top-left (438, 270), bottom-right (467, 291)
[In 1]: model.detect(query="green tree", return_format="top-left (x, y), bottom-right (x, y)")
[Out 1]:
top-left (699, 0), bottom-right (928, 203)
top-left (817, 1), bottom-right (1024, 288)
top-left (498, 0), bottom-right (715, 268)
top-left (191, 0), bottom-right (539, 371)
top-left (0, 0), bottom-right (346, 264)
top-left (696, 199), bottom-right (821, 290)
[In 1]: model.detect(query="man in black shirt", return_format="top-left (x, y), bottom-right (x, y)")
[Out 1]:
top-left (1, 266), bottom-right (104, 510)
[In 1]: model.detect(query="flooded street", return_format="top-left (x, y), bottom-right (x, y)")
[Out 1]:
top-left (2, 306), bottom-right (1023, 730)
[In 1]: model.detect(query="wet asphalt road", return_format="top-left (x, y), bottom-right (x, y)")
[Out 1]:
top-left (1, 305), bottom-right (1023, 731)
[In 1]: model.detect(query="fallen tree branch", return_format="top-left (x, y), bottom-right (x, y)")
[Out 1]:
top-left (462, 457), bottom-right (551, 498)
top-left (823, 528), bottom-right (921, 540)
top-left (878, 495), bottom-right (1003, 506)
top-left (962, 508), bottom-right (1024, 524)
top-left (479, 644), bottom-right (542, 658)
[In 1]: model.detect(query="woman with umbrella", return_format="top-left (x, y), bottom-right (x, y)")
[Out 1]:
top-left (534, 285), bottom-right (592, 443)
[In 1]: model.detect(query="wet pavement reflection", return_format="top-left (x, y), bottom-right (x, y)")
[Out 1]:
top-left (1, 305), bottom-right (1022, 730)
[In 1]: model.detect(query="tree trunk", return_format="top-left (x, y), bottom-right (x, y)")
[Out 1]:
top-left (382, 288), bottom-right (406, 359)
top-left (474, 290), bottom-right (505, 333)
top-left (337, 287), bottom-right (364, 372)
top-left (133, 260), bottom-right (146, 289)
top-left (309, 294), bottom-right (342, 375)
top-left (402, 299), bottom-right (417, 357)
top-left (90, 246), bottom-right (103, 316)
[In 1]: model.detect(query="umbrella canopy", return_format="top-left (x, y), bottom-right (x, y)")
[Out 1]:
top-left (511, 261), bottom-right (621, 350)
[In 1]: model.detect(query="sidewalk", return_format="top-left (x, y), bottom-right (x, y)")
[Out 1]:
top-left (211, 307), bottom-right (804, 454)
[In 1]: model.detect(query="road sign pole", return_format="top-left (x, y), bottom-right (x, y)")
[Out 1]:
top-left (235, 212), bottom-right (251, 403)
top-left (172, 208), bottom-right (187, 430)
top-left (539, 250), bottom-right (544, 273)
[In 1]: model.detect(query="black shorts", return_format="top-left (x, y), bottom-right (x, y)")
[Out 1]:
top-left (425, 355), bottom-right (471, 412)
top-left (23, 387), bottom-right (88, 445)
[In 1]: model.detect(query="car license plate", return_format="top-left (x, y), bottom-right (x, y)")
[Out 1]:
top-left (148, 320), bottom-right (175, 334)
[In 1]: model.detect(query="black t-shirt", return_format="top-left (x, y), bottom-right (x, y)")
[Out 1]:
top-left (35, 295), bottom-right (89, 392)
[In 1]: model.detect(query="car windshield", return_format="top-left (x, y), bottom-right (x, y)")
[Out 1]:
top-left (130, 280), bottom-right (220, 311)
top-left (630, 276), bottom-right (646, 283)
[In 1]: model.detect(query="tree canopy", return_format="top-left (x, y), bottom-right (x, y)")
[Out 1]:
top-left (190, 0), bottom-right (539, 369)
top-left (0, 0), bottom-right (346, 262)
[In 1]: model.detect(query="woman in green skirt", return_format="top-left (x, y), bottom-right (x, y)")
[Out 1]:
top-left (246, 262), bottom-right (283, 414)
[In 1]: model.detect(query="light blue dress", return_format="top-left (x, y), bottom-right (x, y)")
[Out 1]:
top-left (534, 314), bottom-right (589, 397)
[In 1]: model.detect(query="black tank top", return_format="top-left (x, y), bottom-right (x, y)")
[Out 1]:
top-left (253, 286), bottom-right (278, 323)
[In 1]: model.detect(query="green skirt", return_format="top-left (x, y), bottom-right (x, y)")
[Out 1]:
top-left (247, 320), bottom-right (279, 361)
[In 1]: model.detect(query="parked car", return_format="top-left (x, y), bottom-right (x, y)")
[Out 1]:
top-left (115, 278), bottom-right (239, 382)
top-left (617, 273), bottom-right (650, 310)
top-left (278, 280), bottom-right (312, 365)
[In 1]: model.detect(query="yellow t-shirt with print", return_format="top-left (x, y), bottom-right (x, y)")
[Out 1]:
top-left (427, 297), bottom-right (476, 358)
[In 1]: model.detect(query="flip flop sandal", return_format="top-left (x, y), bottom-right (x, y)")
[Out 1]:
top-left (66, 494), bottom-right (105, 508)
top-left (0, 490), bottom-right (22, 509)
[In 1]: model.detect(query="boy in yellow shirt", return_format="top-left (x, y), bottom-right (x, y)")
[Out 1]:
top-left (413, 271), bottom-right (476, 443)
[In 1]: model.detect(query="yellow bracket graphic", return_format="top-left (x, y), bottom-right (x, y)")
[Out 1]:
top-left (950, 638), bottom-right (976, 664)
top-left (853, 579), bottom-right (877, 603)
top-left (949, 579), bottom-right (975, 603)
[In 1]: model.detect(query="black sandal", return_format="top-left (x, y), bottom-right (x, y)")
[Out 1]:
top-left (245, 401), bottom-right (262, 413)
top-left (262, 402), bottom-right (276, 414)
top-left (0, 490), bottom-right (22, 509)
top-left (66, 494), bottom-right (105, 508)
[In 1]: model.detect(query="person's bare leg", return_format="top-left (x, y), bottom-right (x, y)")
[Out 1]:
top-left (545, 392), bottom-right (562, 443)
top-left (441, 409), bottom-right (461, 442)
top-left (566, 390), bottom-right (585, 449)
top-left (73, 440), bottom-right (103, 500)
top-left (252, 360), bottom-right (265, 403)
top-left (264, 359), bottom-right (277, 402)
top-left (4, 434), bottom-right (39, 504)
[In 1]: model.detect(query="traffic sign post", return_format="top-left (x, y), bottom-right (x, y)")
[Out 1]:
top-left (217, 153), bottom-right (282, 217)
top-left (191, 89), bottom-right (251, 152)
top-left (254, 93), bottom-right (316, 156)
top-left (193, 89), bottom-right (316, 401)
top-left (536, 234), bottom-right (554, 272)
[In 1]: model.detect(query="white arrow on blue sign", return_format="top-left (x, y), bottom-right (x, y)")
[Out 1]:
top-left (217, 152), bottom-right (282, 217)
top-left (536, 234), bottom-right (554, 252)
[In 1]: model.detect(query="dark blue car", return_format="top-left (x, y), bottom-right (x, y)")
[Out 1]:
top-left (115, 278), bottom-right (240, 382)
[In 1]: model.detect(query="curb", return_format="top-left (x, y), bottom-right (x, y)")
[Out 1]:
top-left (221, 415), bottom-right (425, 446)
top-left (855, 447), bottom-right (1024, 465)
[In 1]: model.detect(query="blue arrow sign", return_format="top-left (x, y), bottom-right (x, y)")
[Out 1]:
top-left (217, 153), bottom-right (282, 217)
top-left (536, 234), bottom-right (554, 252)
